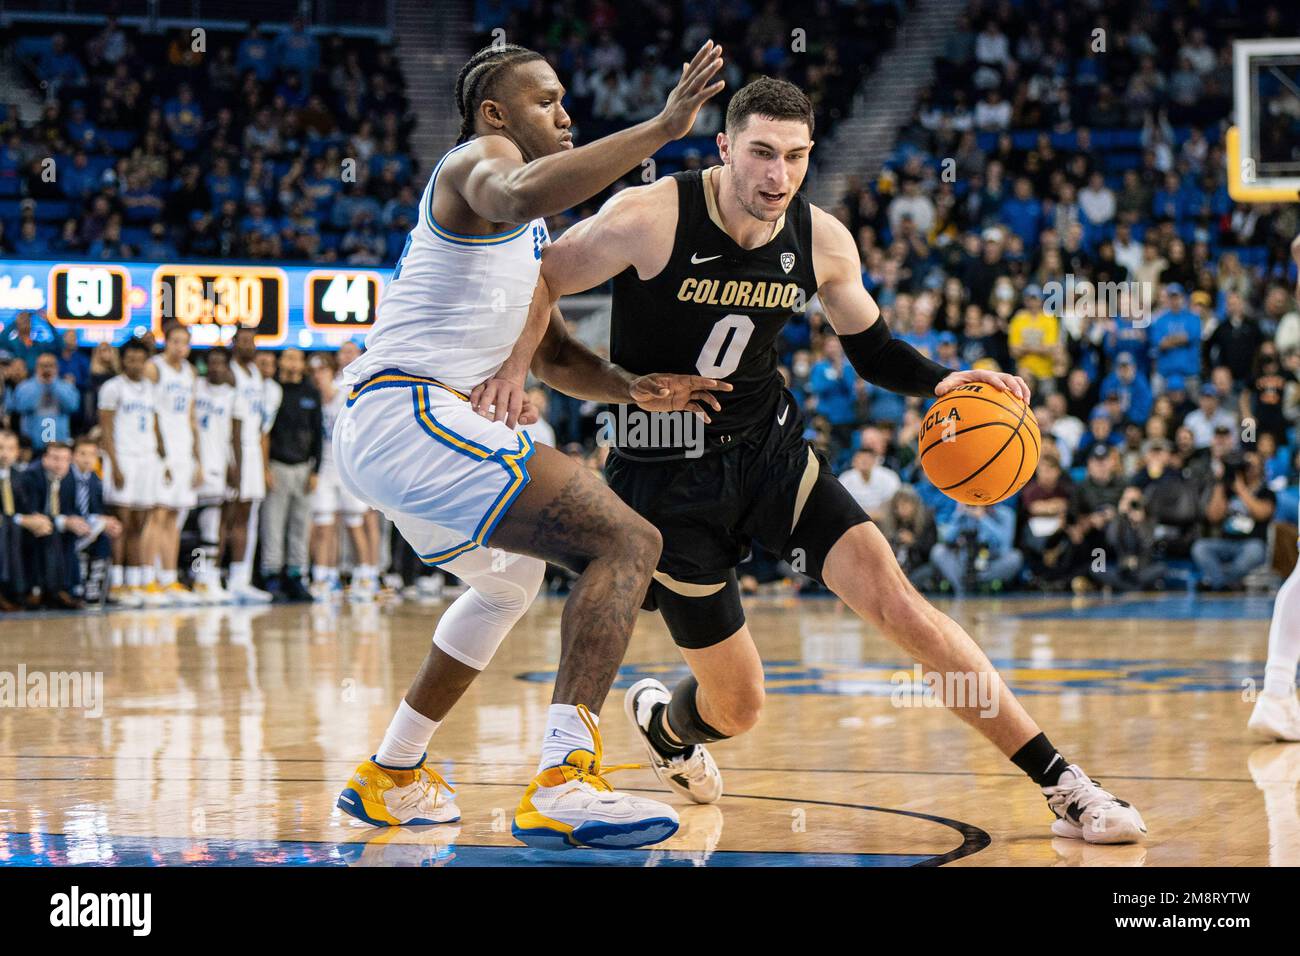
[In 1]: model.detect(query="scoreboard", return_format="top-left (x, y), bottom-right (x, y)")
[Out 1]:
top-left (0, 259), bottom-right (384, 350)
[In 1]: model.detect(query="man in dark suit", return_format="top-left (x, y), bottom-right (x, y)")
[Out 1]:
top-left (17, 440), bottom-right (98, 608)
top-left (70, 435), bottom-right (121, 602)
top-left (1, 427), bottom-right (52, 611)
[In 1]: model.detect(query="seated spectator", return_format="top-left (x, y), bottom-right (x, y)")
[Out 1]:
top-left (1018, 450), bottom-right (1074, 587)
top-left (838, 446), bottom-right (900, 521)
top-left (10, 352), bottom-right (79, 451)
top-left (1066, 445), bottom-right (1126, 589)
top-left (1075, 405), bottom-right (1124, 460)
top-left (68, 435), bottom-right (121, 602)
top-left (1192, 450), bottom-right (1275, 590)
top-left (1, 427), bottom-right (49, 610)
top-left (1093, 485), bottom-right (1169, 592)
top-left (1131, 437), bottom-right (1202, 559)
top-left (1, 311), bottom-right (58, 373)
top-left (16, 441), bottom-right (88, 609)
top-left (1184, 383), bottom-right (1237, 448)
top-left (931, 502), bottom-right (1023, 594)
top-left (882, 486), bottom-right (938, 590)
top-left (1099, 354), bottom-right (1154, 426)
top-left (808, 336), bottom-right (862, 457)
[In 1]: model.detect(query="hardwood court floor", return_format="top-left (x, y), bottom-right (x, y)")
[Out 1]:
top-left (0, 590), bottom-right (1294, 867)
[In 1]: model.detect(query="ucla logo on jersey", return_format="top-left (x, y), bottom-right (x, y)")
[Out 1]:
top-left (531, 224), bottom-right (547, 260)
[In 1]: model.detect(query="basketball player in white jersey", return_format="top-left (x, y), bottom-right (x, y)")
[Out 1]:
top-left (331, 339), bottom-right (381, 593)
top-left (1248, 232), bottom-right (1300, 741)
top-left (226, 327), bottom-right (272, 604)
top-left (193, 346), bottom-right (240, 603)
top-left (149, 323), bottom-right (203, 604)
top-left (333, 40), bottom-right (729, 849)
top-left (99, 338), bottom-right (168, 608)
top-left (309, 353), bottom-right (372, 602)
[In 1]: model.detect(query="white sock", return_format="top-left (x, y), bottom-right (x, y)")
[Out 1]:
top-left (1263, 569), bottom-right (1300, 698)
top-left (358, 563), bottom-right (375, 583)
top-left (159, 568), bottom-right (177, 587)
top-left (126, 566), bottom-right (142, 588)
top-left (229, 561), bottom-right (249, 588)
top-left (312, 565), bottom-right (331, 584)
top-left (110, 565), bottom-right (124, 588)
top-left (538, 703), bottom-right (596, 773)
top-left (375, 699), bottom-right (440, 769)
top-left (140, 565), bottom-right (155, 586)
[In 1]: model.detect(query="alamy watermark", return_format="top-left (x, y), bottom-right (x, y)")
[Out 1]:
top-left (890, 664), bottom-right (1000, 718)
top-left (595, 406), bottom-right (705, 459)
top-left (0, 665), bottom-right (104, 718)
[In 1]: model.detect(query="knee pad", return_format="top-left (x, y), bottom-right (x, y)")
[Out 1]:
top-left (432, 549), bottom-right (545, 670)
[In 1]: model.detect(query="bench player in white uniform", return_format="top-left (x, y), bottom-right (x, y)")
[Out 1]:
top-left (149, 324), bottom-right (203, 604)
top-left (1248, 232), bottom-right (1300, 742)
top-left (226, 327), bottom-right (272, 604)
top-left (332, 40), bottom-right (728, 849)
top-left (99, 338), bottom-right (167, 608)
top-left (332, 340), bottom-right (382, 595)
top-left (193, 346), bottom-right (240, 603)
top-left (309, 353), bottom-right (373, 602)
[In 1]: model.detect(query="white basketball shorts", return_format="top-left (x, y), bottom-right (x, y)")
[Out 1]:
top-left (102, 453), bottom-right (162, 510)
top-left (334, 369), bottom-right (534, 565)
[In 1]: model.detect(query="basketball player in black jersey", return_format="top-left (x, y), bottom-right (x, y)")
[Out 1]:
top-left (488, 77), bottom-right (1147, 844)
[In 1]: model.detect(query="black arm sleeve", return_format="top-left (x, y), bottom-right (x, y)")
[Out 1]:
top-left (838, 318), bottom-right (950, 398)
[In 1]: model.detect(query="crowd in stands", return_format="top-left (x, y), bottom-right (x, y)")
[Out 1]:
top-left (3, 0), bottom-right (1300, 609)
top-left (0, 16), bottom-right (416, 265)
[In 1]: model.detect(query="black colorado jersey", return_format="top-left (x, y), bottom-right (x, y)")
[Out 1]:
top-left (609, 168), bottom-right (818, 453)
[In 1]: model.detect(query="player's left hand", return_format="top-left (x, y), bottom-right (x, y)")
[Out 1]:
top-left (471, 377), bottom-right (527, 430)
top-left (935, 369), bottom-right (1031, 405)
top-left (630, 373), bottom-right (733, 422)
top-left (307, 473), bottom-right (318, 494)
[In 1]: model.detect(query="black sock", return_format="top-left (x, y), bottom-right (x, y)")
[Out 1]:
top-left (646, 702), bottom-right (690, 758)
top-left (1011, 732), bottom-right (1068, 787)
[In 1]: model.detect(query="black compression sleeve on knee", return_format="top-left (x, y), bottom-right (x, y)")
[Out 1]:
top-left (838, 319), bottom-right (950, 398)
top-left (665, 674), bottom-right (731, 746)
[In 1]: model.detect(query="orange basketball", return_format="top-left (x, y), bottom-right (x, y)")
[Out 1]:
top-left (917, 384), bottom-right (1041, 505)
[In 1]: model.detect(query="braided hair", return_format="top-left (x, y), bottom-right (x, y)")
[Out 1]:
top-left (454, 43), bottom-right (544, 144)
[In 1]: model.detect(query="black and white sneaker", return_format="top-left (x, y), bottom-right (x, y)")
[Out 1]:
top-left (1042, 765), bottom-right (1147, 844)
top-left (624, 678), bottom-right (723, 804)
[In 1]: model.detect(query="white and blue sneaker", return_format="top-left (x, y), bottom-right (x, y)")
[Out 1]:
top-left (513, 704), bottom-right (678, 850)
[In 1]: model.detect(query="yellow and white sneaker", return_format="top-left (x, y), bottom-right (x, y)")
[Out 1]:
top-left (139, 581), bottom-right (170, 607)
top-left (513, 704), bottom-right (679, 850)
top-left (109, 585), bottom-right (144, 608)
top-left (336, 754), bottom-right (460, 827)
top-left (165, 581), bottom-right (202, 605)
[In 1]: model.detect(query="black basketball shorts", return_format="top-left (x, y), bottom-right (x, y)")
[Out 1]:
top-left (604, 390), bottom-right (871, 649)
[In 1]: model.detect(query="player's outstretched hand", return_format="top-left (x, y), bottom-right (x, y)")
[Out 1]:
top-left (471, 377), bottom-right (528, 430)
top-left (630, 373), bottom-right (733, 423)
top-left (657, 40), bottom-right (726, 140)
top-left (935, 368), bottom-right (1031, 405)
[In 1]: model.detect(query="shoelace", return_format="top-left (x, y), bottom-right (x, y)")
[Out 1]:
top-left (1053, 770), bottom-right (1119, 814)
top-left (569, 703), bottom-right (641, 793)
top-left (399, 765), bottom-right (455, 810)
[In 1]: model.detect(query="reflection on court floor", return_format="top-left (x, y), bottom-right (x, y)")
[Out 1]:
top-left (0, 593), bottom-right (1296, 867)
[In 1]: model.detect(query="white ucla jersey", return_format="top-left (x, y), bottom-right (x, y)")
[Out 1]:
top-left (231, 360), bottom-right (266, 448)
top-left (151, 355), bottom-right (196, 461)
top-left (195, 378), bottom-right (235, 472)
top-left (345, 140), bottom-right (550, 393)
top-left (99, 374), bottom-right (158, 459)
top-left (320, 387), bottom-right (344, 470)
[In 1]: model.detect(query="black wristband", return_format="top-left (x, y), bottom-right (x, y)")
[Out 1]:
top-left (838, 319), bottom-right (949, 398)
